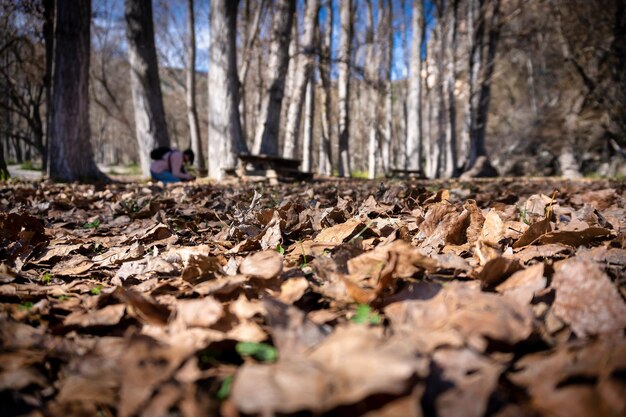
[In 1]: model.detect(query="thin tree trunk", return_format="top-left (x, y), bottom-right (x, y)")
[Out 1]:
top-left (302, 77), bottom-right (314, 172)
top-left (444, 0), bottom-right (459, 178)
top-left (208, 0), bottom-right (247, 180)
top-left (469, 0), bottom-right (500, 169)
top-left (381, 0), bottom-right (393, 174)
top-left (337, 0), bottom-right (353, 177)
top-left (42, 0), bottom-right (54, 173)
top-left (365, 0), bottom-right (378, 180)
top-left (406, 0), bottom-right (423, 172)
top-left (48, 0), bottom-right (105, 182)
top-left (125, 0), bottom-right (170, 176)
top-left (283, 0), bottom-right (320, 159)
top-left (186, 0), bottom-right (205, 172)
top-left (317, 0), bottom-right (333, 176)
top-left (280, 19), bottom-right (299, 153)
top-left (252, 0), bottom-right (296, 156)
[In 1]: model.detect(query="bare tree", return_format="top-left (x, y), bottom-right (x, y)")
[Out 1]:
top-left (125, 0), bottom-right (170, 176)
top-left (48, 0), bottom-right (105, 182)
top-left (406, 0), bottom-right (423, 172)
top-left (301, 77), bottom-right (314, 171)
top-left (337, 0), bottom-right (353, 177)
top-left (252, 0), bottom-right (296, 156)
top-left (317, 0), bottom-right (333, 176)
top-left (464, 0), bottom-right (500, 176)
top-left (186, 0), bottom-right (204, 172)
top-left (283, 0), bottom-right (320, 159)
top-left (208, 0), bottom-right (247, 180)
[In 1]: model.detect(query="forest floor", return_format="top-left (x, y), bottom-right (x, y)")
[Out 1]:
top-left (0, 177), bottom-right (625, 417)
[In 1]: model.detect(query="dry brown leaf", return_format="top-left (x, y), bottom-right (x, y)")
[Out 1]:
top-left (551, 259), bottom-right (626, 337)
top-left (496, 263), bottom-right (546, 305)
top-left (313, 218), bottom-right (367, 244)
top-left (239, 250), bottom-right (283, 279)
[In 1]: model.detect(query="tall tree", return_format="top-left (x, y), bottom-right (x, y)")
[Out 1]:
top-left (283, 0), bottom-right (320, 159)
top-left (443, 0), bottom-right (459, 178)
top-left (337, 0), bottom-right (353, 177)
top-left (406, 0), bottom-right (423, 172)
top-left (317, 0), bottom-right (333, 176)
top-left (465, 0), bottom-right (500, 175)
top-left (252, 0), bottom-right (296, 156)
top-left (125, 0), bottom-right (170, 176)
top-left (48, 0), bottom-right (105, 182)
top-left (186, 0), bottom-right (204, 172)
top-left (301, 77), bottom-right (314, 171)
top-left (380, 0), bottom-right (393, 174)
top-left (365, 0), bottom-right (378, 179)
top-left (208, 0), bottom-right (247, 179)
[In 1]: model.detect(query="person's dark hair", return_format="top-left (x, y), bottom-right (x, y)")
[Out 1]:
top-left (183, 149), bottom-right (195, 165)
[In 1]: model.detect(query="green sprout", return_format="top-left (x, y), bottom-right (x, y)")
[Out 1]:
top-left (235, 342), bottom-right (278, 363)
top-left (90, 284), bottom-right (103, 295)
top-left (351, 304), bottom-right (382, 325)
top-left (275, 243), bottom-right (285, 255)
top-left (41, 272), bottom-right (52, 284)
top-left (18, 301), bottom-right (34, 310)
top-left (83, 219), bottom-right (101, 229)
top-left (216, 375), bottom-right (234, 400)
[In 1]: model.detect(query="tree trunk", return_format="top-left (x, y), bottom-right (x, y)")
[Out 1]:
top-left (381, 0), bottom-right (393, 175)
top-left (42, 0), bottom-right (54, 173)
top-left (365, 0), bottom-right (378, 180)
top-left (48, 0), bottom-right (105, 182)
top-left (317, 0), bottom-right (333, 176)
top-left (186, 0), bottom-right (205, 172)
top-left (302, 77), bottom-right (314, 172)
top-left (444, 0), bottom-right (459, 178)
top-left (125, 0), bottom-right (170, 176)
top-left (472, 0), bottom-right (500, 166)
top-left (283, 0), bottom-right (320, 159)
top-left (208, 0), bottom-right (247, 180)
top-left (337, 0), bottom-right (353, 177)
top-left (406, 0), bottom-right (423, 172)
top-left (252, 0), bottom-right (296, 156)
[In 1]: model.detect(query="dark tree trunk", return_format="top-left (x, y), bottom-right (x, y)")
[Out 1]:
top-left (125, 0), bottom-right (170, 176)
top-left (252, 0), bottom-right (296, 156)
top-left (48, 0), bottom-right (105, 182)
top-left (42, 0), bottom-right (54, 173)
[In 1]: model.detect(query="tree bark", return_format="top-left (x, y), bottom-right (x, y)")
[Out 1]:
top-left (381, 0), bottom-right (393, 174)
top-left (283, 0), bottom-right (320, 159)
top-left (473, 0), bottom-right (500, 164)
top-left (302, 77), bottom-right (314, 172)
top-left (42, 0), bottom-right (54, 173)
top-left (186, 0), bottom-right (205, 172)
top-left (317, 0), bottom-right (333, 176)
top-left (208, 0), bottom-right (247, 180)
top-left (444, 0), bottom-right (459, 178)
top-left (252, 0), bottom-right (296, 156)
top-left (365, 0), bottom-right (378, 180)
top-left (337, 0), bottom-right (353, 177)
top-left (125, 0), bottom-right (170, 176)
top-left (48, 0), bottom-right (105, 182)
top-left (406, 0), bottom-right (423, 172)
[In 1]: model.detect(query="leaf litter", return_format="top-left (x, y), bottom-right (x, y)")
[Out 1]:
top-left (0, 177), bottom-right (625, 416)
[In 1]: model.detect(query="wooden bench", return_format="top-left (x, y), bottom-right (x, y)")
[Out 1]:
top-left (232, 154), bottom-right (313, 184)
top-left (385, 169), bottom-right (426, 179)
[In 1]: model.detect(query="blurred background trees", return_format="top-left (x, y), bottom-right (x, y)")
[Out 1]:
top-left (0, 0), bottom-right (624, 181)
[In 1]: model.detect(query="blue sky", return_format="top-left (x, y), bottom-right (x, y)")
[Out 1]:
top-left (91, 0), bottom-right (434, 81)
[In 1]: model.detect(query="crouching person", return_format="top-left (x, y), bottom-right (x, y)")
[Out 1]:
top-left (149, 147), bottom-right (196, 183)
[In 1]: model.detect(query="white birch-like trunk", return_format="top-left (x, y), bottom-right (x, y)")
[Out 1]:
top-left (208, 0), bottom-right (246, 180)
top-left (283, 0), bottom-right (320, 159)
top-left (186, 0), bottom-right (205, 172)
top-left (302, 77), bottom-right (314, 172)
top-left (443, 0), bottom-right (459, 178)
top-left (125, 0), bottom-right (170, 177)
top-left (382, 0), bottom-right (393, 174)
top-left (252, 0), bottom-right (296, 156)
top-left (406, 0), bottom-right (423, 171)
top-left (337, 0), bottom-right (353, 177)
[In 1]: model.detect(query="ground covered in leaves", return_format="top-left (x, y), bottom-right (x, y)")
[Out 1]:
top-left (1, 177), bottom-right (625, 417)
